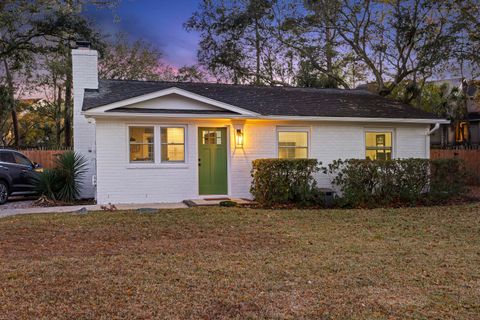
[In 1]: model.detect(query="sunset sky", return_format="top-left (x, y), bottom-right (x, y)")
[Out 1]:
top-left (83, 0), bottom-right (201, 68)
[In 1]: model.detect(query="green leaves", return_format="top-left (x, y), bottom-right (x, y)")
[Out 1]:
top-left (326, 158), bottom-right (466, 208)
top-left (250, 158), bottom-right (321, 207)
top-left (34, 151), bottom-right (88, 203)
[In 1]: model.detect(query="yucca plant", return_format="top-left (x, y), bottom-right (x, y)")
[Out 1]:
top-left (55, 151), bottom-right (88, 202)
top-left (34, 169), bottom-right (61, 201)
top-left (34, 151), bottom-right (88, 203)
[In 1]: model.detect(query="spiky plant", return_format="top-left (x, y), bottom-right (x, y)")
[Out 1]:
top-left (34, 169), bottom-right (60, 201)
top-left (55, 151), bottom-right (88, 202)
top-left (33, 151), bottom-right (88, 203)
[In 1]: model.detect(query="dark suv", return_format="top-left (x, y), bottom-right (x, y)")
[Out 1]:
top-left (0, 150), bottom-right (42, 205)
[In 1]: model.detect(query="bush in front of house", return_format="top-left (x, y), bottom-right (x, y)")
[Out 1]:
top-left (429, 158), bottom-right (467, 198)
top-left (326, 159), bottom-right (430, 207)
top-left (34, 151), bottom-right (88, 203)
top-left (250, 158), bottom-right (322, 206)
top-left (326, 158), bottom-right (466, 207)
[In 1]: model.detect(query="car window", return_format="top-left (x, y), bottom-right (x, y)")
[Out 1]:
top-left (13, 153), bottom-right (32, 166)
top-left (0, 152), bottom-right (15, 164)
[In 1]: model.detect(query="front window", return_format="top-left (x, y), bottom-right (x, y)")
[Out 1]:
top-left (365, 131), bottom-right (392, 160)
top-left (278, 131), bottom-right (308, 159)
top-left (129, 126), bottom-right (154, 162)
top-left (161, 127), bottom-right (185, 162)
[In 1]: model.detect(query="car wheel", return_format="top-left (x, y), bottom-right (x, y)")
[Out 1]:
top-left (0, 181), bottom-right (8, 205)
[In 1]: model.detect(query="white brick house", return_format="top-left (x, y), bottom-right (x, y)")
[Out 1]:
top-left (73, 46), bottom-right (448, 204)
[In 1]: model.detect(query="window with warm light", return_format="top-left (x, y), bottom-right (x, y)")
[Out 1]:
top-left (161, 127), bottom-right (185, 162)
top-left (455, 122), bottom-right (469, 142)
top-left (278, 131), bottom-right (308, 159)
top-left (365, 131), bottom-right (392, 160)
top-left (129, 127), bottom-right (154, 162)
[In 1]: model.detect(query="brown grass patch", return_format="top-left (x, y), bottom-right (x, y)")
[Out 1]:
top-left (0, 205), bottom-right (479, 319)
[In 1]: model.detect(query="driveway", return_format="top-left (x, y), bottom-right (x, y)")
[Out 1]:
top-left (0, 197), bottom-right (188, 219)
top-left (0, 196), bottom-right (37, 211)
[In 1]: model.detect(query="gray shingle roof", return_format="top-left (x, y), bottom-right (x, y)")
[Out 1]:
top-left (82, 79), bottom-right (442, 119)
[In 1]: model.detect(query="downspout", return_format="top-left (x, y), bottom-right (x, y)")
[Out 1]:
top-left (425, 123), bottom-right (441, 158)
top-left (427, 123), bottom-right (441, 135)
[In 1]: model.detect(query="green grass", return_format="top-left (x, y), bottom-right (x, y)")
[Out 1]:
top-left (0, 205), bottom-right (479, 319)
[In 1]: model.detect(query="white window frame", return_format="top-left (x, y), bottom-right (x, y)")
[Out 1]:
top-left (160, 126), bottom-right (187, 163)
top-left (364, 128), bottom-right (395, 160)
top-left (126, 124), bottom-right (188, 168)
top-left (128, 125), bottom-right (155, 163)
top-left (276, 126), bottom-right (310, 159)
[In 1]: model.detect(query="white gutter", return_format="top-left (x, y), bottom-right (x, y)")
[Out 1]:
top-left (83, 111), bottom-right (450, 125)
top-left (260, 115), bottom-right (450, 124)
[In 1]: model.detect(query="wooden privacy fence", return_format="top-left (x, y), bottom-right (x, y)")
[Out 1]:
top-left (431, 149), bottom-right (480, 184)
top-left (19, 149), bottom-right (69, 169)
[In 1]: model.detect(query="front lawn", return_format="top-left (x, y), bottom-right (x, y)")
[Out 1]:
top-left (0, 205), bottom-right (479, 319)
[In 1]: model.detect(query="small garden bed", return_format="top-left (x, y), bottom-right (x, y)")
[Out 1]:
top-left (33, 196), bottom-right (95, 207)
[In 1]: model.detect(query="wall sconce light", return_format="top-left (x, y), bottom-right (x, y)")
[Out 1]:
top-left (235, 128), bottom-right (244, 148)
top-left (233, 121), bottom-right (245, 149)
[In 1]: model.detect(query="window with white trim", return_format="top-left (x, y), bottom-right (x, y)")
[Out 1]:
top-left (129, 126), bottom-right (154, 162)
top-left (278, 130), bottom-right (308, 159)
top-left (161, 127), bottom-right (185, 162)
top-left (365, 131), bottom-right (393, 160)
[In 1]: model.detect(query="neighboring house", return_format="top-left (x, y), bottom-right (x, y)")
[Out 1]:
top-left (73, 45), bottom-right (447, 204)
top-left (429, 78), bottom-right (480, 147)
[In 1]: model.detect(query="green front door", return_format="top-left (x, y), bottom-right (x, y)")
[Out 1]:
top-left (198, 127), bottom-right (228, 195)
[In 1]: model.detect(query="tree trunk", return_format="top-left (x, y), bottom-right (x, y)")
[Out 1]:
top-left (64, 50), bottom-right (72, 148)
top-left (56, 85), bottom-right (63, 147)
top-left (254, 16), bottom-right (261, 85)
top-left (325, 27), bottom-right (333, 75)
top-left (3, 59), bottom-right (19, 147)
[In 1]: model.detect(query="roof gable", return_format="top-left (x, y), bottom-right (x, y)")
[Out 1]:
top-left (121, 93), bottom-right (226, 111)
top-left (85, 86), bottom-right (258, 116)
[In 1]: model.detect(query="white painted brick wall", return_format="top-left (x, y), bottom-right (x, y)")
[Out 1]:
top-left (94, 118), bottom-right (430, 204)
top-left (72, 49), bottom-right (98, 199)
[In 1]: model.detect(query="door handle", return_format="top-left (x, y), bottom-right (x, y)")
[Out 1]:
top-left (0, 166), bottom-right (8, 171)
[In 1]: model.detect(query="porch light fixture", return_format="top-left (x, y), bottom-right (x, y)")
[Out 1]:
top-left (235, 129), bottom-right (244, 148)
top-left (232, 120), bottom-right (245, 149)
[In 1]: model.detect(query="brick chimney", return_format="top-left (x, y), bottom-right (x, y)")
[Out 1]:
top-left (72, 42), bottom-right (98, 199)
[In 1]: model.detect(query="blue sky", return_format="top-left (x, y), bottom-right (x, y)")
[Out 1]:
top-left (83, 0), bottom-right (201, 67)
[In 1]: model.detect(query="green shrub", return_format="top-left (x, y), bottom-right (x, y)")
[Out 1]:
top-left (430, 158), bottom-right (466, 198)
top-left (326, 158), bottom-right (466, 207)
top-left (34, 151), bottom-right (88, 203)
top-left (250, 158), bottom-right (321, 206)
top-left (219, 200), bottom-right (237, 207)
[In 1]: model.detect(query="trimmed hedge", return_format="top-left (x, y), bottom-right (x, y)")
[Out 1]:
top-left (326, 158), bottom-right (466, 207)
top-left (250, 159), bottom-right (321, 206)
top-left (250, 158), bottom-right (466, 208)
top-left (430, 158), bottom-right (467, 198)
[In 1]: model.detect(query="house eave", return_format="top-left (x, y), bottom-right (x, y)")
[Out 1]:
top-left (261, 115), bottom-right (450, 124)
top-left (83, 111), bottom-right (449, 124)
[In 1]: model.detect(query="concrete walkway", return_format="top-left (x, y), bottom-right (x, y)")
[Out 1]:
top-left (0, 202), bottom-right (188, 219)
